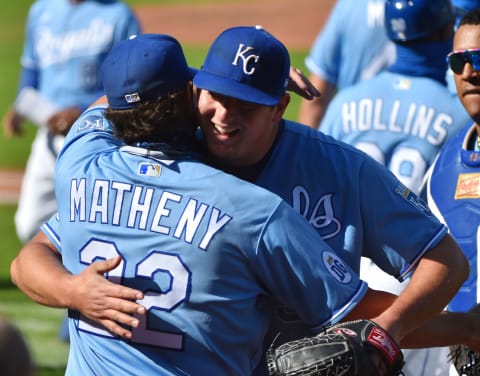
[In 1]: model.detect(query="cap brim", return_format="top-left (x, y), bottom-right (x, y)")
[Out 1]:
top-left (193, 70), bottom-right (280, 106)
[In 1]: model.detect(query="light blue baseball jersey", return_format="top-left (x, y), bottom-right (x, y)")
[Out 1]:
top-left (21, 0), bottom-right (141, 110)
top-left (427, 123), bottom-right (480, 313)
top-left (41, 106), bottom-right (367, 375)
top-left (305, 0), bottom-right (395, 89)
top-left (320, 71), bottom-right (471, 194)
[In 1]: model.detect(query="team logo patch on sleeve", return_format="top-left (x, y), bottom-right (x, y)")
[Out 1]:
top-left (76, 114), bottom-right (105, 133)
top-left (395, 182), bottom-right (432, 215)
top-left (138, 162), bottom-right (161, 176)
top-left (455, 173), bottom-right (480, 199)
top-left (322, 251), bottom-right (352, 284)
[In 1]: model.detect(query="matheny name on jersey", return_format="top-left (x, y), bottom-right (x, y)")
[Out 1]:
top-left (69, 178), bottom-right (232, 251)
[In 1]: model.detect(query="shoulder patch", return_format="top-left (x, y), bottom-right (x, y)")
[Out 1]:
top-left (138, 162), bottom-right (162, 177)
top-left (395, 182), bottom-right (431, 215)
top-left (322, 251), bottom-right (352, 284)
top-left (75, 114), bottom-right (105, 134)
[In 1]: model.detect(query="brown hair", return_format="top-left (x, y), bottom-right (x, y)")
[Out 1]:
top-left (104, 83), bottom-right (198, 148)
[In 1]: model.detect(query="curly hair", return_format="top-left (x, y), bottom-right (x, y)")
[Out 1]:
top-left (104, 83), bottom-right (197, 147)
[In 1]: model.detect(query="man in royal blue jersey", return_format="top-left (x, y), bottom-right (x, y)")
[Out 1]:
top-left (426, 9), bottom-right (480, 374)
top-left (10, 33), bottom-right (377, 375)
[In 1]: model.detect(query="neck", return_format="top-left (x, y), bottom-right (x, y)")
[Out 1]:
top-left (388, 40), bottom-right (452, 85)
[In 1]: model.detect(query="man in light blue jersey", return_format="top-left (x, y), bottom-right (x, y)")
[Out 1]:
top-left (10, 32), bottom-right (389, 375)
top-left (426, 9), bottom-right (480, 374)
top-left (2, 0), bottom-right (141, 245)
top-left (298, 0), bottom-right (396, 127)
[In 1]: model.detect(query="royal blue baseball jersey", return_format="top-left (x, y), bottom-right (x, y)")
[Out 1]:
top-left (256, 120), bottom-right (447, 278)
top-left (320, 71), bottom-right (471, 194)
top-left (250, 120), bottom-right (449, 375)
top-left (427, 123), bottom-right (480, 312)
top-left (22, 0), bottom-right (140, 110)
top-left (41, 106), bottom-right (367, 375)
top-left (305, 0), bottom-right (395, 90)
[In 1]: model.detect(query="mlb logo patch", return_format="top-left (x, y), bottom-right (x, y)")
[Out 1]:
top-left (138, 162), bottom-right (161, 176)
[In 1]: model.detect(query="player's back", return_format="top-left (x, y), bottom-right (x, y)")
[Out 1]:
top-left (305, 0), bottom-right (394, 89)
top-left (48, 107), bottom-right (365, 375)
top-left (320, 71), bottom-right (471, 193)
top-left (427, 123), bottom-right (479, 313)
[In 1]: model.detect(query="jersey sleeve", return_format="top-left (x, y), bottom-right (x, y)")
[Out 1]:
top-left (41, 213), bottom-right (61, 253)
top-left (253, 201), bottom-right (368, 330)
top-left (304, 0), bottom-right (347, 84)
top-left (358, 156), bottom-right (448, 280)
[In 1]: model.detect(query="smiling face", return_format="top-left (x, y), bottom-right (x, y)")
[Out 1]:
top-left (452, 24), bottom-right (480, 124)
top-left (197, 90), bottom-right (289, 166)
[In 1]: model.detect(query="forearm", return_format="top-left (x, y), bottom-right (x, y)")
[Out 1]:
top-left (373, 234), bottom-right (468, 342)
top-left (297, 75), bottom-right (335, 128)
top-left (10, 232), bottom-right (74, 308)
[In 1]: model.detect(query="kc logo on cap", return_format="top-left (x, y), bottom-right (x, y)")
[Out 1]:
top-left (193, 25), bottom-right (290, 106)
top-left (232, 44), bottom-right (260, 75)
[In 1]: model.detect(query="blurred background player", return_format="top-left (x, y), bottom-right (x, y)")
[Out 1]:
top-left (426, 8), bottom-right (480, 374)
top-left (2, 0), bottom-right (141, 244)
top-left (1, 0), bottom-right (141, 343)
top-left (319, 0), bottom-right (470, 196)
top-left (298, 0), bottom-right (395, 127)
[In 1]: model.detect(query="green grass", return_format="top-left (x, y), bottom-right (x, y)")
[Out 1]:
top-left (0, 1), bottom-right (308, 374)
top-left (0, 205), bottom-right (69, 376)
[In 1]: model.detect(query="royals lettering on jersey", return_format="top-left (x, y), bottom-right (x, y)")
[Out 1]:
top-left (341, 99), bottom-right (453, 147)
top-left (36, 19), bottom-right (114, 68)
top-left (69, 178), bottom-right (232, 251)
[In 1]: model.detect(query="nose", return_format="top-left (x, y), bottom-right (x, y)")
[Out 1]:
top-left (462, 62), bottom-right (480, 78)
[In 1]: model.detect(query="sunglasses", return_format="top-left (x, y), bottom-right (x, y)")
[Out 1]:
top-left (447, 48), bottom-right (480, 74)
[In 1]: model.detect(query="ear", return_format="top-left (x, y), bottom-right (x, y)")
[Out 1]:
top-left (273, 93), bottom-right (290, 122)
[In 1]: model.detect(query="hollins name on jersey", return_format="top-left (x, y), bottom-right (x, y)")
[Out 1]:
top-left (341, 98), bottom-right (453, 146)
top-left (69, 177), bottom-right (232, 250)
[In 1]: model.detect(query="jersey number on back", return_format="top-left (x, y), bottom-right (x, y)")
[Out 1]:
top-left (78, 239), bottom-right (191, 350)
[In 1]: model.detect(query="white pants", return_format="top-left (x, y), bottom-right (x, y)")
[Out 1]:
top-left (14, 127), bottom-right (64, 243)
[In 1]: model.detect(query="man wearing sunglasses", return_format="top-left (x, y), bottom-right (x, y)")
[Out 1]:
top-left (427, 8), bottom-right (480, 375)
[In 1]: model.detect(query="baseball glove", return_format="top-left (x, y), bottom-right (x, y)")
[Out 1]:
top-left (266, 319), bottom-right (404, 376)
top-left (449, 344), bottom-right (480, 375)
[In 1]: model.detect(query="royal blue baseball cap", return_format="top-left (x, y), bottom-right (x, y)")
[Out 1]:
top-left (193, 25), bottom-right (290, 106)
top-left (102, 34), bottom-right (194, 110)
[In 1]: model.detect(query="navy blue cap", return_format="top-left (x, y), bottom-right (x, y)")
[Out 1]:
top-left (193, 26), bottom-right (290, 106)
top-left (102, 34), bottom-right (194, 110)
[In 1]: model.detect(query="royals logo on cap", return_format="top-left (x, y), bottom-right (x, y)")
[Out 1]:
top-left (193, 25), bottom-right (290, 106)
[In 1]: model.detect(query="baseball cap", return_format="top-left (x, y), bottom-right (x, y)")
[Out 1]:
top-left (102, 34), bottom-right (194, 110)
top-left (193, 25), bottom-right (290, 106)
